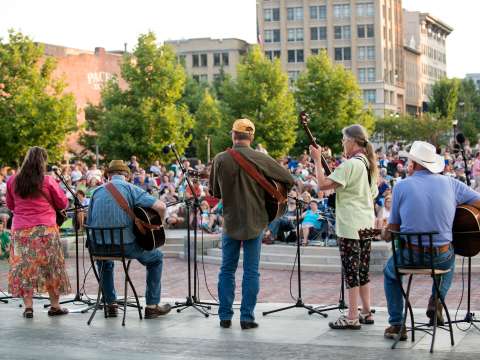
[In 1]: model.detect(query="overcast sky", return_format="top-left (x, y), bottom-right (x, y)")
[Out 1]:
top-left (1, 0), bottom-right (477, 78)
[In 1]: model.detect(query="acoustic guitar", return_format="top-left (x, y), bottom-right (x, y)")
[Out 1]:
top-left (133, 206), bottom-right (166, 251)
top-left (452, 204), bottom-right (480, 257)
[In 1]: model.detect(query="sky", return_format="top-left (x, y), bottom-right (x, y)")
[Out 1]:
top-left (0, 0), bottom-right (478, 78)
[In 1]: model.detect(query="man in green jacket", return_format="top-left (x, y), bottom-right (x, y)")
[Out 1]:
top-left (209, 118), bottom-right (295, 330)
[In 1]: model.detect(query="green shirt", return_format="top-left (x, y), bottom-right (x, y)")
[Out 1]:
top-left (209, 144), bottom-right (295, 240)
top-left (328, 155), bottom-right (378, 239)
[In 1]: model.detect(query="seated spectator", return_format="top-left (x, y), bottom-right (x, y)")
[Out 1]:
top-left (375, 194), bottom-right (392, 230)
top-left (150, 160), bottom-right (162, 176)
top-left (128, 155), bottom-right (140, 173)
top-left (195, 200), bottom-right (220, 233)
top-left (75, 190), bottom-right (89, 231)
top-left (185, 178), bottom-right (203, 199)
top-left (0, 194), bottom-right (11, 228)
top-left (86, 176), bottom-right (101, 198)
top-left (86, 164), bottom-right (102, 183)
top-left (165, 204), bottom-right (185, 229)
top-left (263, 200), bottom-right (296, 244)
top-left (301, 200), bottom-right (323, 246)
top-left (75, 176), bottom-right (88, 194)
top-left (0, 222), bottom-right (10, 259)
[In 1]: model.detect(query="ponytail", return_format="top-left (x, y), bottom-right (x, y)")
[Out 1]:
top-left (365, 141), bottom-right (378, 180)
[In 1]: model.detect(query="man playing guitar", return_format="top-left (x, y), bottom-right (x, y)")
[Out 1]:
top-left (87, 160), bottom-right (171, 319)
top-left (209, 118), bottom-right (294, 330)
top-left (383, 141), bottom-right (480, 340)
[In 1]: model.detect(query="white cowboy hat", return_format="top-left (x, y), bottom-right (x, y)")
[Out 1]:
top-left (399, 141), bottom-right (445, 174)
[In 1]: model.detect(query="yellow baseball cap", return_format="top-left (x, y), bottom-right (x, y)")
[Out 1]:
top-left (232, 118), bottom-right (255, 135)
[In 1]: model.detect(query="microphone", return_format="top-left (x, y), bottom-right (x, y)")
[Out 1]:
top-left (456, 133), bottom-right (466, 145)
top-left (162, 144), bottom-right (175, 154)
top-left (47, 164), bottom-right (59, 172)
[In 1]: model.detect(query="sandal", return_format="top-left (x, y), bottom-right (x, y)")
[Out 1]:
top-left (23, 307), bottom-right (34, 319)
top-left (359, 311), bottom-right (374, 325)
top-left (48, 307), bottom-right (69, 317)
top-left (329, 315), bottom-right (361, 330)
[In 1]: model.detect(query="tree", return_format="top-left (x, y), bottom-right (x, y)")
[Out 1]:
top-left (295, 51), bottom-right (375, 153)
top-left (375, 113), bottom-right (451, 146)
top-left (192, 89), bottom-right (222, 162)
top-left (83, 32), bottom-right (194, 164)
top-left (219, 46), bottom-right (297, 158)
top-left (0, 30), bottom-right (77, 165)
top-left (456, 78), bottom-right (480, 144)
top-left (429, 78), bottom-right (460, 120)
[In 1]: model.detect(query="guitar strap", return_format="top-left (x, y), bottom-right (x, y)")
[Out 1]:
top-left (227, 148), bottom-right (286, 203)
top-left (105, 183), bottom-right (160, 234)
top-left (353, 155), bottom-right (371, 187)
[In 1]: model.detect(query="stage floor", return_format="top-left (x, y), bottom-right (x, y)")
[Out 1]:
top-left (1, 298), bottom-right (479, 360)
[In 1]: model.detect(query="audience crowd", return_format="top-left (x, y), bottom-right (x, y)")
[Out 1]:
top-left (0, 137), bottom-right (479, 257)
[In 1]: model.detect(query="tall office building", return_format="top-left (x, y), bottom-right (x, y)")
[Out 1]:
top-left (257, 0), bottom-right (405, 115)
top-left (403, 11), bottom-right (452, 109)
top-left (165, 38), bottom-right (250, 83)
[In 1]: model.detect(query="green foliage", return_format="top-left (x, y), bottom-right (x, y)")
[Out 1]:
top-left (219, 46), bottom-right (296, 158)
top-left (429, 78), bottom-right (460, 120)
top-left (180, 76), bottom-right (209, 114)
top-left (83, 32), bottom-right (194, 164)
top-left (295, 51), bottom-right (374, 153)
top-left (456, 78), bottom-right (480, 143)
top-left (0, 30), bottom-right (77, 165)
top-left (192, 89), bottom-right (222, 162)
top-left (375, 113), bottom-right (451, 146)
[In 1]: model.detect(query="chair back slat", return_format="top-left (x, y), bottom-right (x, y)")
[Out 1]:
top-left (390, 230), bottom-right (440, 270)
top-left (85, 225), bottom-right (127, 258)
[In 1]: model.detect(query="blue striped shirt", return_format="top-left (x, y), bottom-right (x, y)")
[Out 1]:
top-left (87, 175), bottom-right (157, 245)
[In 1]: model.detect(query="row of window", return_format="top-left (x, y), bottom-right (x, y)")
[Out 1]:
top-left (264, 3), bottom-right (374, 22)
top-left (192, 52), bottom-right (230, 68)
top-left (266, 24), bottom-right (374, 43)
top-left (192, 73), bottom-right (225, 83)
top-left (421, 45), bottom-right (446, 64)
top-left (265, 46), bottom-right (376, 61)
top-left (422, 63), bottom-right (447, 80)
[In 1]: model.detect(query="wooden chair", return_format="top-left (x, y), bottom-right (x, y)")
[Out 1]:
top-left (85, 225), bottom-right (142, 326)
top-left (390, 231), bottom-right (454, 353)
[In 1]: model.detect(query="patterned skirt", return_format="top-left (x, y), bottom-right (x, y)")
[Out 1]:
top-left (8, 225), bottom-right (71, 297)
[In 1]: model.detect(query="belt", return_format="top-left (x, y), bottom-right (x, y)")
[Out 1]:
top-left (405, 243), bottom-right (451, 255)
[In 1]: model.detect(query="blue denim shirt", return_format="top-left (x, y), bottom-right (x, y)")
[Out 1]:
top-left (389, 170), bottom-right (480, 246)
top-left (87, 175), bottom-right (157, 245)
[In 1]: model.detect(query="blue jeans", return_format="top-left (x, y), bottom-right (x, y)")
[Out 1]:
top-left (218, 232), bottom-right (262, 322)
top-left (383, 246), bottom-right (455, 326)
top-left (97, 242), bottom-right (163, 305)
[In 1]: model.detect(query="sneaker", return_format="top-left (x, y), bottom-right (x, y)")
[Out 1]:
top-left (329, 315), bottom-right (361, 330)
top-left (384, 325), bottom-right (407, 341)
top-left (144, 304), bottom-right (171, 319)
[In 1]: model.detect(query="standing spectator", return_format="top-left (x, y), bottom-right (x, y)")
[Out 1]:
top-left (150, 160), bottom-right (162, 176)
top-left (6, 146), bottom-right (70, 318)
top-left (86, 164), bottom-right (102, 183)
top-left (128, 156), bottom-right (140, 173)
top-left (472, 152), bottom-right (480, 191)
top-left (70, 164), bottom-right (82, 184)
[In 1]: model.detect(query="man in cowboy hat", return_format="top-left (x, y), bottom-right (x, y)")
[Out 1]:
top-left (209, 118), bottom-right (295, 330)
top-left (383, 141), bottom-right (480, 340)
top-left (87, 160), bottom-right (171, 319)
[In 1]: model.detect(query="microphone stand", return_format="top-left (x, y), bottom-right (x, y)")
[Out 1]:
top-left (43, 168), bottom-right (95, 311)
top-left (451, 137), bottom-right (479, 330)
top-left (168, 145), bottom-right (211, 317)
top-left (263, 195), bottom-right (327, 317)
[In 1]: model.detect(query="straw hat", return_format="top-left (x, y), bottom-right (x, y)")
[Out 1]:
top-left (106, 160), bottom-right (131, 175)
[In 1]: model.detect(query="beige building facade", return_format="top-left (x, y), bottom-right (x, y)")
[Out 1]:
top-left (165, 38), bottom-right (250, 83)
top-left (403, 45), bottom-right (421, 114)
top-left (257, 0), bottom-right (405, 115)
top-left (403, 11), bottom-right (452, 107)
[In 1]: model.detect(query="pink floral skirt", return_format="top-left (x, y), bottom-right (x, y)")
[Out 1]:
top-left (8, 225), bottom-right (71, 297)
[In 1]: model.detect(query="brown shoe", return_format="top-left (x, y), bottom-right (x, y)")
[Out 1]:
top-left (144, 304), bottom-right (171, 319)
top-left (384, 325), bottom-right (407, 341)
top-left (427, 295), bottom-right (444, 326)
top-left (106, 303), bottom-right (118, 318)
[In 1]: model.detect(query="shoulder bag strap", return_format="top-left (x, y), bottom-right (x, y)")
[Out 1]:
top-left (227, 148), bottom-right (286, 202)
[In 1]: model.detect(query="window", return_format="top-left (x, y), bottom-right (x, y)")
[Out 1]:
top-left (288, 28), bottom-right (304, 42)
top-left (334, 47), bottom-right (351, 61)
top-left (358, 46), bottom-right (375, 60)
top-left (200, 54), bottom-right (207, 67)
top-left (363, 90), bottom-right (376, 103)
top-left (310, 5), bottom-right (326, 20)
top-left (287, 7), bottom-right (303, 21)
top-left (265, 50), bottom-right (281, 60)
top-left (334, 25), bottom-right (351, 40)
top-left (264, 29), bottom-right (281, 43)
top-left (287, 49), bottom-right (304, 63)
top-left (358, 24), bottom-right (374, 38)
top-left (358, 68), bottom-right (366, 83)
top-left (264, 8), bottom-right (280, 22)
top-left (288, 71), bottom-right (300, 86)
top-left (357, 2), bottom-right (374, 17)
top-left (192, 54), bottom-right (199, 67)
top-left (333, 4), bottom-right (350, 18)
top-left (214, 52), bottom-right (229, 66)
top-left (367, 68), bottom-right (375, 81)
top-left (311, 27), bottom-right (327, 40)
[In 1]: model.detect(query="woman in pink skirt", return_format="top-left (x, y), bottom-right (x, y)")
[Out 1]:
top-left (6, 146), bottom-right (71, 318)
